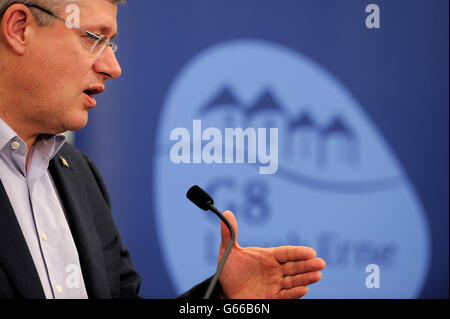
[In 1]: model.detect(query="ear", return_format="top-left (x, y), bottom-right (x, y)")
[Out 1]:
top-left (1, 4), bottom-right (34, 55)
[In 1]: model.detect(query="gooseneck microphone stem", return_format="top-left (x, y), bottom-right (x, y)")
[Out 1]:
top-left (204, 202), bottom-right (236, 299)
top-left (186, 185), bottom-right (236, 299)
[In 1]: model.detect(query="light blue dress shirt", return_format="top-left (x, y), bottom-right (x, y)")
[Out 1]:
top-left (0, 117), bottom-right (88, 299)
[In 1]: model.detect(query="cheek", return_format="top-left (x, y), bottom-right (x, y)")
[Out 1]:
top-left (36, 36), bottom-right (92, 75)
top-left (35, 53), bottom-right (93, 99)
top-left (24, 38), bottom-right (95, 118)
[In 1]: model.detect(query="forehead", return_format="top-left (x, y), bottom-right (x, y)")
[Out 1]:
top-left (75, 0), bottom-right (118, 36)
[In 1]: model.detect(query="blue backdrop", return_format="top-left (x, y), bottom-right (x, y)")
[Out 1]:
top-left (75, 0), bottom-right (448, 298)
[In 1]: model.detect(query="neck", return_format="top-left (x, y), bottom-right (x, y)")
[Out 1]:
top-left (0, 71), bottom-right (46, 173)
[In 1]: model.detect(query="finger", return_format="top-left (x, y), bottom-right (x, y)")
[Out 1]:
top-left (275, 246), bottom-right (317, 264)
top-left (220, 210), bottom-right (239, 250)
top-left (278, 286), bottom-right (309, 299)
top-left (281, 271), bottom-right (322, 290)
top-left (282, 258), bottom-right (326, 276)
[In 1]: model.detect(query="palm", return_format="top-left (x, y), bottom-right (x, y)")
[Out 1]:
top-left (218, 211), bottom-right (326, 299)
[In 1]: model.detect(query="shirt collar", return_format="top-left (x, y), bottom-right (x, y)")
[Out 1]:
top-left (0, 117), bottom-right (17, 153)
top-left (0, 117), bottom-right (66, 161)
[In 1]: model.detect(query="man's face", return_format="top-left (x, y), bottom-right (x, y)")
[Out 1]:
top-left (17, 0), bottom-right (121, 135)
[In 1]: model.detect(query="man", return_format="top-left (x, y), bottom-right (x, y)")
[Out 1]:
top-left (0, 0), bottom-right (326, 299)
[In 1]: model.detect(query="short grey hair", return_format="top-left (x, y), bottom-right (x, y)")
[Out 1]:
top-left (0, 0), bottom-right (126, 25)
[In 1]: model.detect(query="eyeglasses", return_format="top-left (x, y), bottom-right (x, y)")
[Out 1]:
top-left (25, 3), bottom-right (118, 57)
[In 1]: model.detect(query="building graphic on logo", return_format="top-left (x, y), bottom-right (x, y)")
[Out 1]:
top-left (153, 39), bottom-right (430, 298)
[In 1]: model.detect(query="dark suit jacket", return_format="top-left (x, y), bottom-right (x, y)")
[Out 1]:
top-left (0, 143), bottom-right (219, 299)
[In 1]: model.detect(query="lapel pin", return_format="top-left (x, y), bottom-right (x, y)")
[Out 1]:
top-left (60, 156), bottom-right (69, 168)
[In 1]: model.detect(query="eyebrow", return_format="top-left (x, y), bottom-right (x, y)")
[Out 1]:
top-left (87, 24), bottom-right (118, 39)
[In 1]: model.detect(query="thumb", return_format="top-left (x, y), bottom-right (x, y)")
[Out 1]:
top-left (220, 210), bottom-right (239, 250)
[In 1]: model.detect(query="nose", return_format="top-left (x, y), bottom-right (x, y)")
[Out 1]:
top-left (93, 46), bottom-right (122, 79)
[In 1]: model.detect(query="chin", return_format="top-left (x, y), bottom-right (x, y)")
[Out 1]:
top-left (64, 114), bottom-right (89, 133)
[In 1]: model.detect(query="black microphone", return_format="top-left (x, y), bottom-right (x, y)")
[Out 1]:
top-left (186, 185), bottom-right (236, 299)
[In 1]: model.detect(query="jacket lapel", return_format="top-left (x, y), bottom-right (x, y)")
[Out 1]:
top-left (0, 180), bottom-right (46, 298)
top-left (49, 150), bottom-right (111, 298)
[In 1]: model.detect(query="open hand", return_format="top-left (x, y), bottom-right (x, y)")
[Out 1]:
top-left (218, 211), bottom-right (326, 299)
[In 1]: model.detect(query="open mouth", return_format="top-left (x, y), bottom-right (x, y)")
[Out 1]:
top-left (83, 89), bottom-right (96, 95)
top-left (83, 87), bottom-right (103, 96)
top-left (83, 86), bottom-right (104, 107)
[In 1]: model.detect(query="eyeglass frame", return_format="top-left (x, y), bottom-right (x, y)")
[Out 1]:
top-left (24, 3), bottom-right (118, 56)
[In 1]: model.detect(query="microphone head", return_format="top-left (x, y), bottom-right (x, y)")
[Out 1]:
top-left (186, 185), bottom-right (214, 211)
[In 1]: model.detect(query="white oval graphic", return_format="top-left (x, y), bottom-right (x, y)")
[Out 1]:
top-left (153, 39), bottom-right (430, 298)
